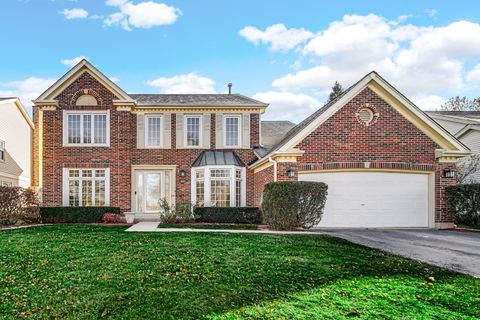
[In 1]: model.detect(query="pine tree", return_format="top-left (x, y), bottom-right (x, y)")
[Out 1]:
top-left (328, 81), bottom-right (344, 102)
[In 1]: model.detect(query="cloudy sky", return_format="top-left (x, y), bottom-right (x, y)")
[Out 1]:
top-left (1, 0), bottom-right (480, 122)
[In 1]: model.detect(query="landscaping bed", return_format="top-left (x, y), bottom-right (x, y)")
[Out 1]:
top-left (157, 223), bottom-right (261, 230)
top-left (0, 225), bottom-right (478, 319)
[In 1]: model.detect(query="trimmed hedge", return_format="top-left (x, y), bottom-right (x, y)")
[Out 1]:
top-left (194, 207), bottom-right (262, 224)
top-left (446, 184), bottom-right (480, 227)
top-left (40, 207), bottom-right (121, 223)
top-left (262, 181), bottom-right (328, 230)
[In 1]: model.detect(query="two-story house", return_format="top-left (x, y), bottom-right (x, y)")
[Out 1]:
top-left (33, 60), bottom-right (470, 228)
top-left (0, 97), bottom-right (34, 187)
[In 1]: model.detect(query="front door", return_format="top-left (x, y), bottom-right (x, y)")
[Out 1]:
top-left (136, 171), bottom-right (164, 212)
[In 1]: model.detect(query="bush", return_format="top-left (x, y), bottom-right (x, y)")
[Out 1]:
top-left (159, 199), bottom-right (194, 224)
top-left (40, 207), bottom-right (120, 223)
top-left (262, 181), bottom-right (328, 230)
top-left (102, 213), bottom-right (123, 224)
top-left (446, 184), bottom-right (480, 227)
top-left (194, 207), bottom-right (262, 224)
top-left (0, 186), bottom-right (40, 226)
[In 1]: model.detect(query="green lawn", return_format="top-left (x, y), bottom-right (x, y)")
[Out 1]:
top-left (0, 225), bottom-right (478, 319)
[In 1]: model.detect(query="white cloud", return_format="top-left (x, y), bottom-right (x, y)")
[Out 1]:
top-left (272, 66), bottom-right (334, 92)
top-left (109, 76), bottom-right (120, 83)
top-left (239, 24), bottom-right (313, 51)
top-left (0, 77), bottom-right (57, 114)
top-left (60, 8), bottom-right (89, 19)
top-left (467, 64), bottom-right (480, 84)
top-left (104, 1), bottom-right (181, 31)
top-left (253, 91), bottom-right (320, 122)
top-left (425, 8), bottom-right (438, 18)
top-left (147, 72), bottom-right (215, 93)
top-left (60, 56), bottom-right (88, 68)
top-left (411, 95), bottom-right (445, 110)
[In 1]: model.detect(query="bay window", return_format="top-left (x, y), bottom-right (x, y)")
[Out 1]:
top-left (192, 166), bottom-right (246, 207)
top-left (63, 168), bottom-right (109, 206)
top-left (63, 111), bottom-right (109, 146)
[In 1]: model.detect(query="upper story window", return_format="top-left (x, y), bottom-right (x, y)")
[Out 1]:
top-left (145, 115), bottom-right (162, 147)
top-left (185, 115), bottom-right (202, 147)
top-left (224, 115), bottom-right (241, 147)
top-left (63, 111), bottom-right (110, 147)
top-left (0, 140), bottom-right (4, 161)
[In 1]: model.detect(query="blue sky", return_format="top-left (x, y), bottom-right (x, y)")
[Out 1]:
top-left (1, 0), bottom-right (480, 122)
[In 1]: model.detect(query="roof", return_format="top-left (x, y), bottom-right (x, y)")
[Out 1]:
top-left (192, 151), bottom-right (246, 167)
top-left (129, 94), bottom-right (268, 107)
top-left (0, 97), bottom-right (17, 101)
top-left (426, 111), bottom-right (480, 125)
top-left (261, 120), bottom-right (296, 148)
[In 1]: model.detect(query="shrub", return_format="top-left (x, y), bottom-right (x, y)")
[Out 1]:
top-left (446, 184), bottom-right (480, 227)
top-left (102, 213), bottom-right (123, 224)
top-left (40, 207), bottom-right (120, 223)
top-left (0, 186), bottom-right (40, 226)
top-left (194, 207), bottom-right (262, 224)
top-left (262, 181), bottom-right (328, 230)
top-left (159, 199), bottom-right (194, 224)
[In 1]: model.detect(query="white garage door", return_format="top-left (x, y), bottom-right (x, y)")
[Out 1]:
top-left (299, 171), bottom-right (430, 228)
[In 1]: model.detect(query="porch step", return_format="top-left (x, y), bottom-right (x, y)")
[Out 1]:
top-left (134, 213), bottom-right (161, 223)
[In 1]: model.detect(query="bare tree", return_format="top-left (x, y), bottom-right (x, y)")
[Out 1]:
top-left (440, 96), bottom-right (480, 111)
top-left (457, 154), bottom-right (480, 184)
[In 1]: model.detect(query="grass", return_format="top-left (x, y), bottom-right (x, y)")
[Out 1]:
top-left (0, 225), bottom-right (478, 319)
top-left (157, 224), bottom-right (260, 230)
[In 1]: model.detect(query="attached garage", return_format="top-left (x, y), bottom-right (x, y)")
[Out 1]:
top-left (299, 171), bottom-right (433, 228)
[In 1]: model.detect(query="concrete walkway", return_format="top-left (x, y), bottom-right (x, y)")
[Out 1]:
top-left (125, 222), bottom-right (160, 232)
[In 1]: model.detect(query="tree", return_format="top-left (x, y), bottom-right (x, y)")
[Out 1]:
top-left (440, 96), bottom-right (480, 111)
top-left (328, 81), bottom-right (344, 102)
top-left (457, 155), bottom-right (480, 184)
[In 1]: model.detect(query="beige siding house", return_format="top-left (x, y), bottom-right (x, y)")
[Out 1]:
top-left (0, 98), bottom-right (34, 187)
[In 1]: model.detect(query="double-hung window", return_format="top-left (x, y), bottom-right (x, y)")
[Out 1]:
top-left (64, 111), bottom-right (109, 146)
top-left (145, 115), bottom-right (162, 147)
top-left (0, 140), bottom-right (4, 161)
top-left (224, 115), bottom-right (241, 147)
top-left (63, 168), bottom-right (109, 206)
top-left (185, 115), bottom-right (202, 147)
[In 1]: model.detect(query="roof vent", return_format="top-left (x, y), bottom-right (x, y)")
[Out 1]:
top-left (228, 83), bottom-right (232, 95)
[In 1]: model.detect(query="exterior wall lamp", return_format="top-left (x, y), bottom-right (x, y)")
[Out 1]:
top-left (442, 168), bottom-right (455, 178)
top-left (179, 169), bottom-right (187, 177)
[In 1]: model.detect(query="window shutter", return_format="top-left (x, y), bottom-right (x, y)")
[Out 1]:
top-left (203, 114), bottom-right (211, 149)
top-left (176, 113), bottom-right (184, 149)
top-left (137, 113), bottom-right (145, 149)
top-left (215, 114), bottom-right (223, 149)
top-left (163, 113), bottom-right (171, 148)
top-left (242, 114), bottom-right (250, 149)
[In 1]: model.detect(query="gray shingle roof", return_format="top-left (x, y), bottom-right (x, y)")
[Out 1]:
top-left (426, 111), bottom-right (480, 120)
top-left (129, 94), bottom-right (268, 107)
top-left (0, 97), bottom-right (17, 101)
top-left (192, 151), bottom-right (246, 167)
top-left (261, 121), bottom-right (296, 149)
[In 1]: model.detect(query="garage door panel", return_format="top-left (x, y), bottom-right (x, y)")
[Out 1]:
top-left (299, 171), bottom-right (429, 228)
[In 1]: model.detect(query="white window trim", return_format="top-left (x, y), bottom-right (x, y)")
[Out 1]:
top-left (191, 166), bottom-right (246, 207)
top-left (62, 110), bottom-right (110, 147)
top-left (184, 115), bottom-right (203, 148)
top-left (144, 114), bottom-right (163, 148)
top-left (62, 168), bottom-right (110, 206)
top-left (0, 139), bottom-right (5, 162)
top-left (223, 115), bottom-right (242, 148)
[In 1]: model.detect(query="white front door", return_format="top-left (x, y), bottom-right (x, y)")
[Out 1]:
top-left (136, 171), bottom-right (164, 212)
top-left (299, 171), bottom-right (430, 228)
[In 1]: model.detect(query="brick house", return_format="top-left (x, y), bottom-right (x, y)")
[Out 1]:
top-left (33, 60), bottom-right (469, 228)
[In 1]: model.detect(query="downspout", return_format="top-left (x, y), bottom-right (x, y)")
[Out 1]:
top-left (268, 157), bottom-right (277, 182)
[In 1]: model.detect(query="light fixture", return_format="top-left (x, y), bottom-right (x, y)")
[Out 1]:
top-left (179, 169), bottom-right (186, 177)
top-left (286, 168), bottom-right (296, 177)
top-left (442, 168), bottom-right (455, 178)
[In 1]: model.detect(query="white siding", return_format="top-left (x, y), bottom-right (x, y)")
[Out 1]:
top-left (0, 101), bottom-right (32, 187)
top-left (434, 119), bottom-right (467, 135)
top-left (460, 130), bottom-right (480, 153)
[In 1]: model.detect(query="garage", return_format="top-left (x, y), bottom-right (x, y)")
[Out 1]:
top-left (299, 171), bottom-right (431, 228)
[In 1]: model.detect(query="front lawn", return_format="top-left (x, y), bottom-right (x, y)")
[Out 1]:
top-left (157, 224), bottom-right (260, 230)
top-left (0, 225), bottom-right (478, 319)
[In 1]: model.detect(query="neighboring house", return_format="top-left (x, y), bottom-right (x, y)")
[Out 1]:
top-left (0, 98), bottom-right (34, 187)
top-left (33, 60), bottom-right (469, 228)
top-left (427, 111), bottom-right (480, 182)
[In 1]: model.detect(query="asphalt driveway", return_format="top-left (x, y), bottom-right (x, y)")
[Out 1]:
top-left (317, 229), bottom-right (480, 277)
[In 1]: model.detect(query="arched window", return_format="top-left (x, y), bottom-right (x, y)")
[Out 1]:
top-left (76, 94), bottom-right (98, 106)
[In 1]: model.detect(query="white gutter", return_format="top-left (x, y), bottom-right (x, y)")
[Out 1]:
top-left (268, 157), bottom-right (277, 182)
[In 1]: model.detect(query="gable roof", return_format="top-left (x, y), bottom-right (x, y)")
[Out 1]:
top-left (427, 111), bottom-right (480, 120)
top-left (261, 120), bottom-right (296, 148)
top-left (34, 59), bottom-right (134, 105)
top-left (129, 93), bottom-right (267, 107)
top-left (251, 71), bottom-right (469, 168)
top-left (0, 97), bottom-right (34, 129)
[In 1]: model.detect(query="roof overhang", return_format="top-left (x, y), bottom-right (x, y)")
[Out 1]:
top-left (455, 124), bottom-right (480, 138)
top-left (0, 98), bottom-right (34, 129)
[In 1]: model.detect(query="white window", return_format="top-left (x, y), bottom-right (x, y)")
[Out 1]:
top-left (0, 140), bottom-right (4, 161)
top-left (224, 116), bottom-right (241, 147)
top-left (63, 111), bottom-right (109, 146)
top-left (145, 115), bottom-right (162, 147)
top-left (192, 166), bottom-right (246, 207)
top-left (185, 115), bottom-right (202, 147)
top-left (63, 168), bottom-right (110, 206)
